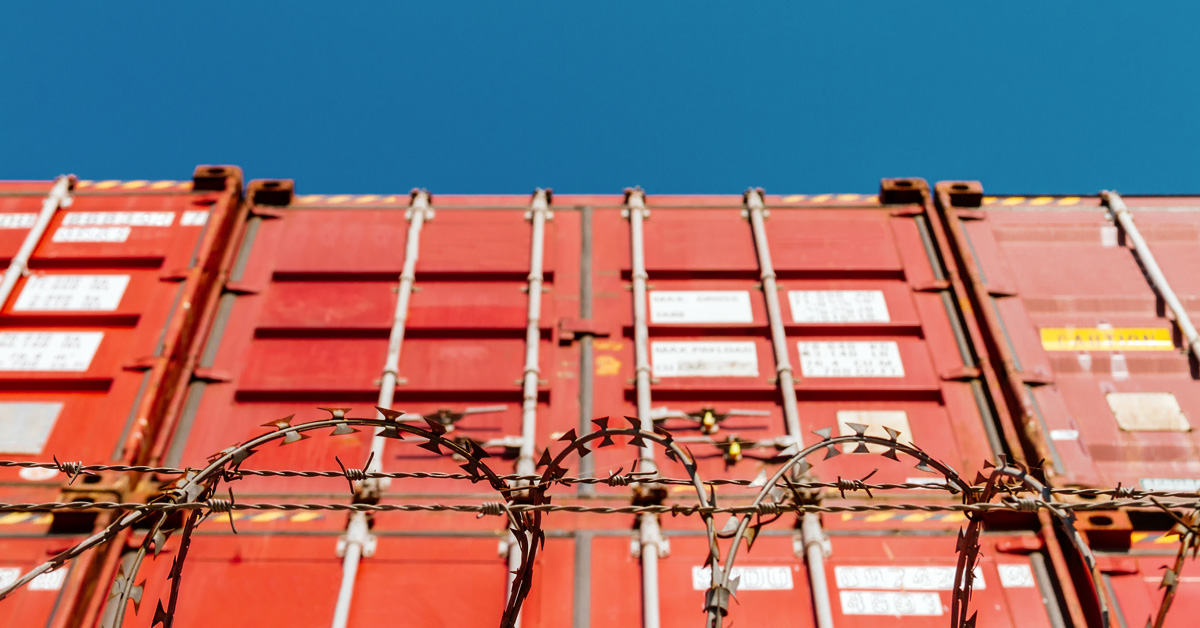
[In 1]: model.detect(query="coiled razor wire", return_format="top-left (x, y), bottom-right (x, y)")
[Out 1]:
top-left (0, 409), bottom-right (1194, 628)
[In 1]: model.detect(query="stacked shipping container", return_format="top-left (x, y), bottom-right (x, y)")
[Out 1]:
top-left (0, 171), bottom-right (1195, 627)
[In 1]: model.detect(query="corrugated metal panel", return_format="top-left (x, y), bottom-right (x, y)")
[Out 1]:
top-left (935, 182), bottom-right (1200, 491)
top-left (0, 168), bottom-right (244, 509)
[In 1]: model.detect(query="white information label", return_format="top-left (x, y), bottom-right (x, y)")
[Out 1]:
top-left (13, 275), bottom-right (130, 312)
top-left (835, 566), bottom-right (984, 591)
top-left (789, 290), bottom-right (890, 323)
top-left (1050, 429), bottom-right (1079, 441)
top-left (0, 214), bottom-right (37, 229)
top-left (1141, 478), bottom-right (1200, 492)
top-left (62, 211), bottom-right (174, 227)
top-left (181, 210), bottom-right (209, 226)
top-left (649, 291), bottom-right (753, 324)
top-left (29, 569), bottom-right (66, 591)
top-left (798, 341), bottom-right (904, 378)
top-left (0, 332), bottom-right (103, 372)
top-left (839, 591), bottom-right (943, 616)
top-left (19, 467), bottom-right (59, 481)
top-left (692, 566), bottom-right (794, 591)
top-left (52, 227), bottom-right (130, 243)
top-left (652, 341), bottom-right (758, 377)
top-left (998, 564), bottom-right (1036, 588)
top-left (0, 569), bottom-right (18, 589)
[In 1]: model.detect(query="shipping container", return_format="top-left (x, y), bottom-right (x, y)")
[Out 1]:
top-left (579, 183), bottom-right (1000, 498)
top-left (0, 169), bottom-right (244, 511)
top-left (1094, 531), bottom-right (1199, 628)
top-left (933, 183), bottom-right (1200, 494)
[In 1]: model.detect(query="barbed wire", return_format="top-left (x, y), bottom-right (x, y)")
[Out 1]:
top-left (0, 410), bottom-right (1192, 628)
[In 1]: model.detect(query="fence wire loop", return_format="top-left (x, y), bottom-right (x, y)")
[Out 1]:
top-left (0, 411), bottom-right (1195, 628)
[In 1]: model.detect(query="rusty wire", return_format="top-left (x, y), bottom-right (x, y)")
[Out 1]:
top-left (0, 411), bottom-right (1194, 628)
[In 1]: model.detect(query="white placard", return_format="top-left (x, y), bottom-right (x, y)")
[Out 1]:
top-left (798, 341), bottom-right (904, 377)
top-left (651, 341), bottom-right (758, 377)
top-left (0, 332), bottom-right (103, 371)
top-left (789, 290), bottom-right (890, 323)
top-left (649, 291), bottom-right (753, 324)
top-left (0, 567), bottom-right (62, 591)
top-left (998, 564), bottom-right (1036, 588)
top-left (29, 569), bottom-right (66, 591)
top-left (62, 211), bottom-right (174, 227)
top-left (839, 591), bottom-right (942, 616)
top-left (1050, 429), bottom-right (1079, 441)
top-left (0, 214), bottom-right (37, 229)
top-left (692, 566), bottom-right (793, 591)
top-left (1141, 478), bottom-right (1200, 492)
top-left (181, 210), bottom-right (209, 226)
top-left (13, 275), bottom-right (130, 312)
top-left (52, 227), bottom-right (130, 243)
top-left (835, 566), bottom-right (984, 591)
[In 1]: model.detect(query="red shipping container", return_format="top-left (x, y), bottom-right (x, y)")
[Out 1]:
top-left (934, 183), bottom-right (1200, 492)
top-left (153, 184), bottom-right (581, 502)
top-left (1096, 531), bottom-right (1200, 628)
top-left (0, 169), bottom-right (244, 506)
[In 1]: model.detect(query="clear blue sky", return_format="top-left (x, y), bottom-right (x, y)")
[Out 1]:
top-left (2, 3), bottom-right (1196, 195)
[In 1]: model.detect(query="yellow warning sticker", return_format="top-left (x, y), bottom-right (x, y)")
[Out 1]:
top-left (1040, 328), bottom-right (1174, 351)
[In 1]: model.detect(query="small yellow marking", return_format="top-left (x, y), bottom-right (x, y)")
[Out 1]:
top-left (0, 513), bottom-right (31, 525)
top-left (941, 512), bottom-right (968, 523)
top-left (177, 182), bottom-right (192, 190)
top-left (841, 513), bottom-right (855, 521)
top-left (149, 180), bottom-right (176, 189)
top-left (1001, 197), bottom-right (1026, 206)
top-left (382, 196), bottom-right (400, 203)
top-left (250, 512), bottom-right (285, 523)
top-left (1059, 197), bottom-right (1082, 206)
top-left (593, 340), bottom-right (624, 351)
top-left (1131, 532), bottom-right (1150, 544)
top-left (291, 512), bottom-right (323, 522)
top-left (864, 196), bottom-right (880, 204)
top-left (298, 195), bottom-right (324, 204)
top-left (1040, 327), bottom-right (1174, 352)
top-left (32, 515), bottom-right (51, 525)
top-left (782, 195), bottom-right (806, 203)
top-left (326, 195), bottom-right (352, 204)
top-left (94, 180), bottom-right (121, 189)
top-left (1157, 533), bottom-right (1182, 544)
top-left (837, 194), bottom-right (860, 202)
top-left (902, 513), bottom-right (933, 522)
top-left (595, 355), bottom-right (622, 376)
top-left (354, 195), bottom-right (380, 204)
top-left (983, 197), bottom-right (997, 205)
top-left (76, 181), bottom-right (93, 188)
top-left (864, 512), bottom-right (895, 523)
top-left (811, 194), bottom-right (832, 203)
top-left (1030, 197), bottom-right (1053, 206)
top-left (121, 180), bottom-right (148, 189)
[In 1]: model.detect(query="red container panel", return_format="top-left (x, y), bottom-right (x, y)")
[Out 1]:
top-left (0, 516), bottom-right (115, 628)
top-left (578, 200), bottom-right (996, 494)
top-left (0, 172), bottom-right (242, 501)
top-left (1100, 532), bottom-right (1200, 628)
top-left (160, 195), bottom-right (579, 499)
top-left (955, 196), bottom-right (1200, 490)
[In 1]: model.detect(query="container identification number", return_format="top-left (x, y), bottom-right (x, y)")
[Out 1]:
top-left (839, 591), bottom-right (942, 616)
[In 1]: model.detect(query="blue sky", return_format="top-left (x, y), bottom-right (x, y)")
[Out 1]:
top-left (2, 3), bottom-right (1196, 195)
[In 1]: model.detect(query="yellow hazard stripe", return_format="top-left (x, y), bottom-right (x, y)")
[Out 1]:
top-left (1041, 327), bottom-right (1174, 352)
